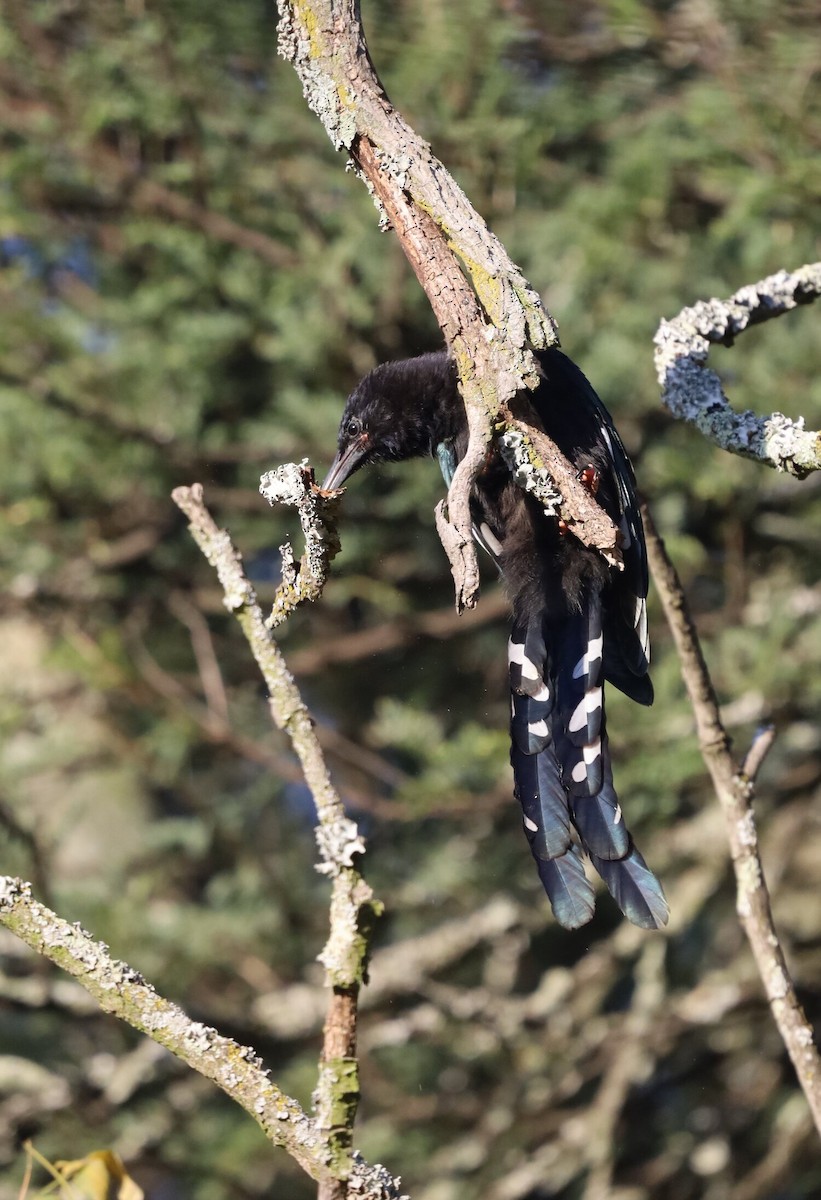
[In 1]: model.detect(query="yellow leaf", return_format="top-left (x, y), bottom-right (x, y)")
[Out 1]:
top-left (53, 1152), bottom-right (143, 1200)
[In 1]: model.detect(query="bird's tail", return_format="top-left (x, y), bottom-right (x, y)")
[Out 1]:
top-left (508, 601), bottom-right (668, 931)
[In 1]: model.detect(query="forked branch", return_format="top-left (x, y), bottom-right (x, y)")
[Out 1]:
top-left (172, 481), bottom-right (385, 1193)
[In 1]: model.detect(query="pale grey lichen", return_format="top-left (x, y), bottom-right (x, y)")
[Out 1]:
top-left (348, 1151), bottom-right (410, 1199)
top-left (736, 809), bottom-right (758, 849)
top-left (315, 816), bottom-right (366, 877)
top-left (498, 428), bottom-right (564, 516)
top-left (275, 11), bottom-right (357, 151)
top-left (259, 461), bottom-right (341, 628)
top-left (655, 263), bottom-right (821, 476)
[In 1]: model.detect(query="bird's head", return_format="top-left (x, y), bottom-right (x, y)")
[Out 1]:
top-left (323, 353), bottom-right (460, 490)
top-left (323, 376), bottom-right (404, 490)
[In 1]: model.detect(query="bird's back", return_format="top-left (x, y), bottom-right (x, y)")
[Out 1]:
top-left (469, 349), bottom-right (651, 706)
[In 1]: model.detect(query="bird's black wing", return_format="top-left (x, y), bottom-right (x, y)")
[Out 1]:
top-left (532, 349), bottom-right (652, 706)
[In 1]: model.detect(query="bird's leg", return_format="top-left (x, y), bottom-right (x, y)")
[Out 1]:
top-left (578, 464), bottom-right (600, 495)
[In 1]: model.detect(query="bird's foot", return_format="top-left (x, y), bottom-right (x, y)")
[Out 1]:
top-left (578, 464), bottom-right (600, 495)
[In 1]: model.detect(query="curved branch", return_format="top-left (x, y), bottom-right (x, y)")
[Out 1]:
top-left (654, 263), bottom-right (821, 476)
top-left (260, 462), bottom-right (342, 626)
top-left (642, 506), bottom-right (821, 1135)
top-left (276, 9), bottom-right (554, 355)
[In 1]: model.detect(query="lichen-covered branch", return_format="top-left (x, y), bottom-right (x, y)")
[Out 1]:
top-left (0, 878), bottom-right (406, 1199)
top-left (172, 482), bottom-right (384, 1190)
top-left (259, 461), bottom-right (342, 627)
top-left (642, 506), bottom-right (821, 1135)
top-left (0, 877), bottom-right (319, 1177)
top-left (654, 263), bottom-right (821, 476)
top-left (275, 4), bottom-right (553, 355)
top-left (276, 0), bottom-right (622, 609)
top-left (499, 416), bottom-right (623, 568)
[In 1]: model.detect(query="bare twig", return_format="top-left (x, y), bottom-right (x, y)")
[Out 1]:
top-left (0, 879), bottom-right (406, 1199)
top-left (172, 482), bottom-right (382, 1191)
top-left (642, 505), bottom-right (821, 1135)
top-left (740, 724), bottom-right (777, 784)
top-left (259, 462), bottom-right (342, 626)
top-left (654, 263), bottom-right (821, 476)
top-left (0, 878), bottom-right (320, 1174)
top-left (168, 590), bottom-right (230, 723)
top-left (16, 1139), bottom-right (33, 1200)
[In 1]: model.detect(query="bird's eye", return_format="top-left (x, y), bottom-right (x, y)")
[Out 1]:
top-left (346, 417), bottom-right (362, 438)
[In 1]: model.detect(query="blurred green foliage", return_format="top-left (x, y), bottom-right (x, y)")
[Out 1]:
top-left (1, 1), bottom-right (821, 1198)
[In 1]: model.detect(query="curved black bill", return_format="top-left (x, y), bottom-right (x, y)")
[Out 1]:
top-left (323, 438), bottom-right (368, 490)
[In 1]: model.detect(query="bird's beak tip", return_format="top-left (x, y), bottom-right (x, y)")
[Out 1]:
top-left (322, 438), bottom-right (368, 492)
top-left (322, 459), bottom-right (348, 492)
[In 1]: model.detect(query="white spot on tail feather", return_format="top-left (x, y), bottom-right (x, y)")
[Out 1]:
top-left (572, 634), bottom-right (603, 679)
top-left (528, 719), bottom-right (548, 737)
top-left (523, 815), bottom-right (538, 832)
top-left (583, 741), bottom-right (600, 765)
top-left (531, 681), bottom-right (551, 702)
top-left (509, 638), bottom-right (541, 681)
top-left (572, 740), bottom-right (601, 782)
top-left (508, 638), bottom-right (525, 665)
top-left (633, 595), bottom-right (645, 628)
top-left (569, 687), bottom-right (602, 732)
top-left (569, 697), bottom-right (588, 733)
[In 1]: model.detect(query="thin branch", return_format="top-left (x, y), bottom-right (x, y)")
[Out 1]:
top-left (654, 263), bottom-right (821, 476)
top-left (169, 590), bottom-right (230, 723)
top-left (0, 879), bottom-right (407, 1199)
top-left (172, 482), bottom-right (382, 1189)
top-left (740, 723), bottom-right (777, 784)
top-left (642, 505), bottom-right (821, 1135)
top-left (0, 878), bottom-right (320, 1174)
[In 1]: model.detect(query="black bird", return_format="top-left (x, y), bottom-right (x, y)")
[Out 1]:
top-left (324, 348), bottom-right (667, 930)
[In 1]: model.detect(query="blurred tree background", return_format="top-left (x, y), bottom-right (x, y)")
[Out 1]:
top-left (1, 1), bottom-right (820, 1197)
